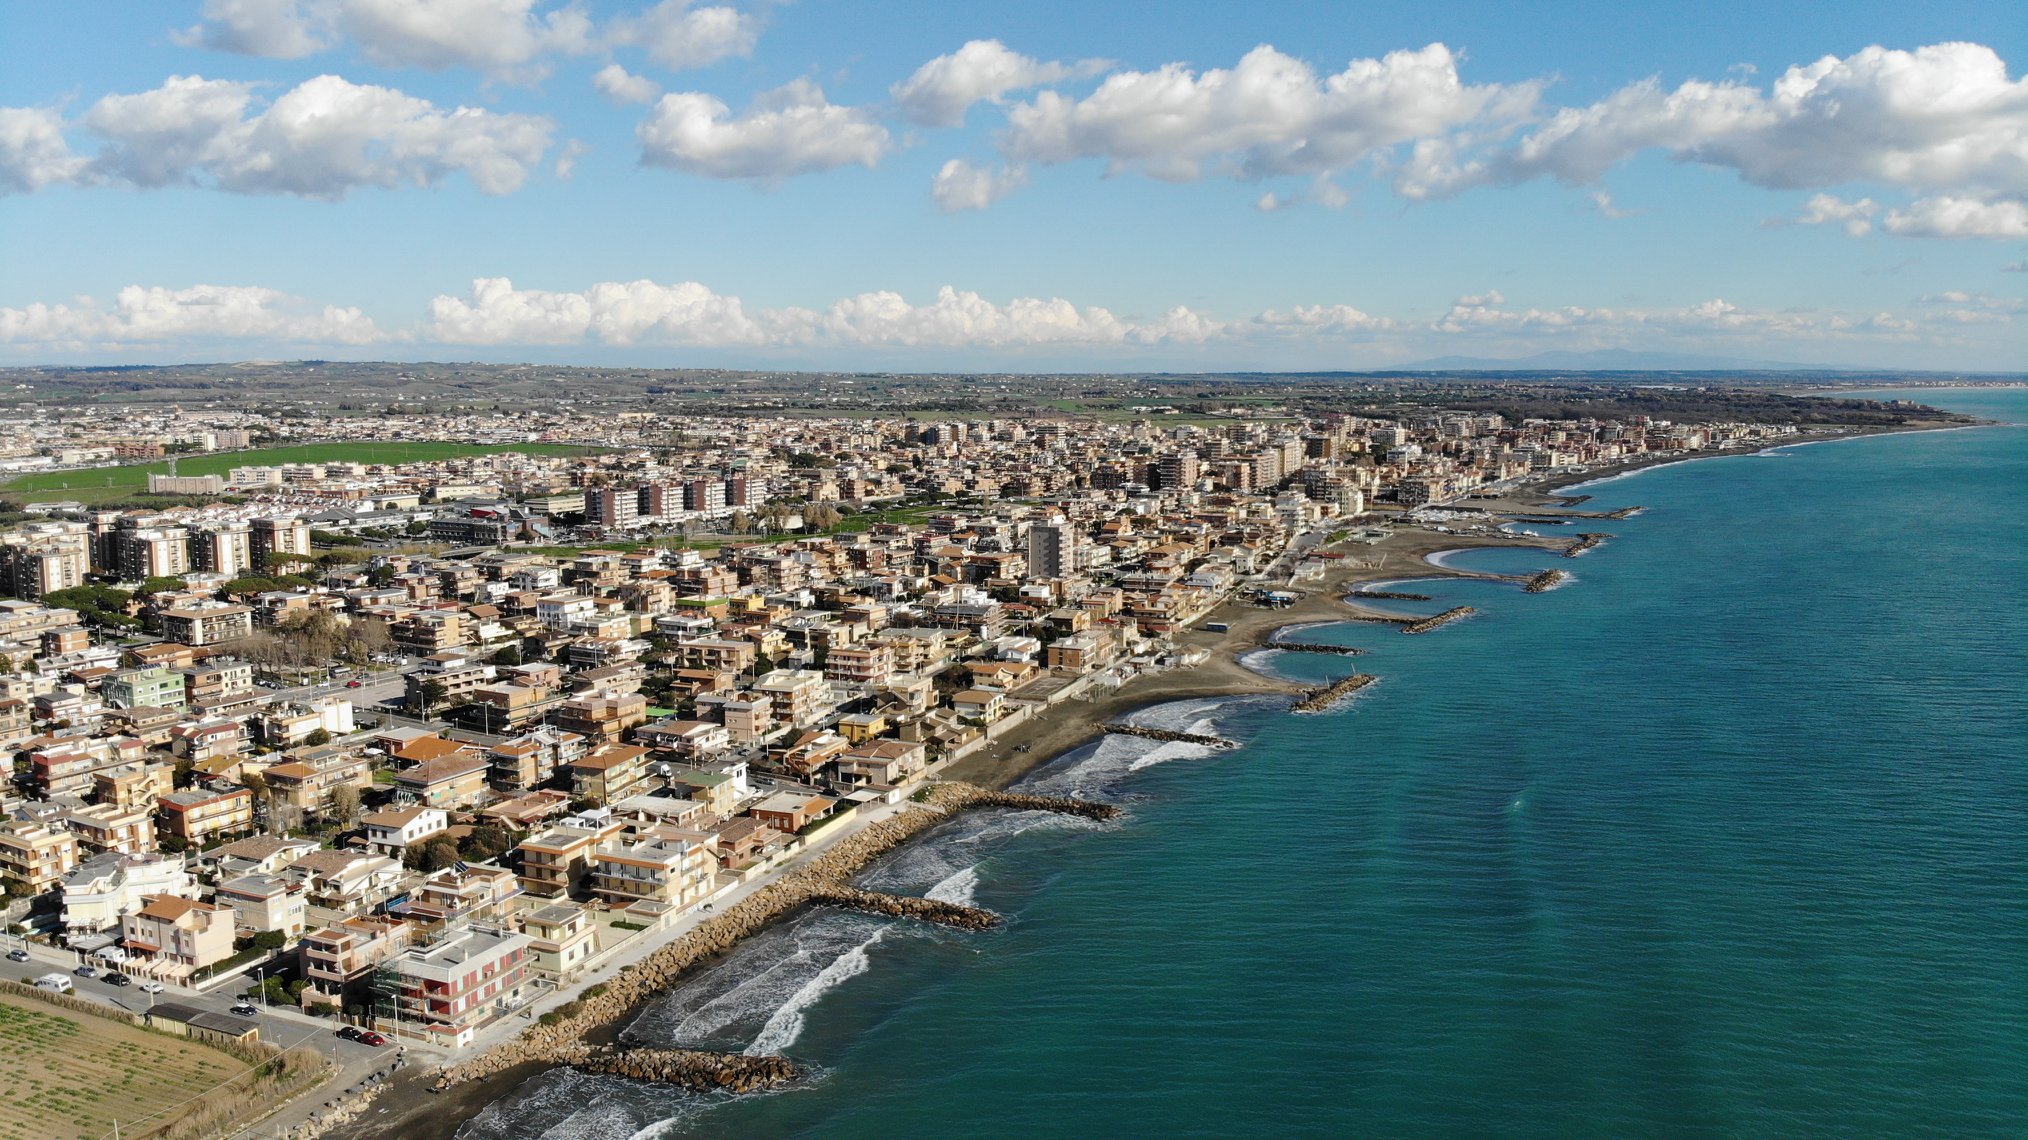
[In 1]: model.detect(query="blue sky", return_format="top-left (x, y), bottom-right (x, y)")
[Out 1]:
top-left (1, 0), bottom-right (2023, 370)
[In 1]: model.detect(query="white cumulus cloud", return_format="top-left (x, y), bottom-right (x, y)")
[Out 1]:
top-left (892, 39), bottom-right (1107, 128)
top-left (0, 284), bottom-right (382, 347)
top-left (173, 0), bottom-right (335, 58)
top-left (608, 0), bottom-right (759, 72)
top-left (57, 73), bottom-right (554, 197)
top-left (1881, 195), bottom-right (2028, 238)
top-left (930, 159), bottom-right (1027, 212)
top-left (175, 0), bottom-right (598, 78)
top-left (1000, 43), bottom-right (1537, 186)
top-left (637, 79), bottom-right (891, 182)
top-left (1407, 41), bottom-right (2028, 212)
top-left (593, 63), bottom-right (662, 105)
top-left (0, 107), bottom-right (88, 194)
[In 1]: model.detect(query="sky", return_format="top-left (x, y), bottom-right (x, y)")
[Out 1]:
top-left (1, 0), bottom-right (2024, 372)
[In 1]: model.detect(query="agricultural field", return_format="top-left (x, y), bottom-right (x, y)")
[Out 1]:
top-left (1, 440), bottom-right (603, 504)
top-left (0, 992), bottom-right (276, 1140)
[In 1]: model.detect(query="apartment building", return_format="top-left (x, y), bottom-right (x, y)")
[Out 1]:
top-left (0, 817), bottom-right (79, 894)
top-left (587, 829), bottom-right (717, 910)
top-left (514, 816), bottom-right (625, 899)
top-left (156, 784), bottom-right (254, 845)
top-left (384, 925), bottom-right (533, 1047)
top-left (303, 916), bottom-right (411, 1010)
top-left (158, 602), bottom-right (254, 647)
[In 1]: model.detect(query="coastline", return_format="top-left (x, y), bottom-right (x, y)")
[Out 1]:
top-left (328, 414), bottom-right (1971, 1140)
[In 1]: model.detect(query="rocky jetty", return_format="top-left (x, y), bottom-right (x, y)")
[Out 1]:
top-left (1565, 533), bottom-right (1609, 557)
top-left (811, 886), bottom-right (1002, 930)
top-left (1604, 506), bottom-right (1644, 519)
top-left (1522, 569), bottom-right (1569, 593)
top-left (1400, 607), bottom-right (1475, 634)
top-left (1267, 641), bottom-right (1367, 656)
top-left (1292, 673), bottom-right (1378, 713)
top-left (1348, 589), bottom-right (1434, 601)
top-left (1102, 723), bottom-right (1238, 750)
top-left (965, 789), bottom-right (1125, 821)
top-left (568, 1045), bottom-right (801, 1094)
top-left (431, 781), bottom-right (1114, 1094)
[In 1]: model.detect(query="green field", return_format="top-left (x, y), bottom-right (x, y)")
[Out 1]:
top-left (2, 440), bottom-right (604, 504)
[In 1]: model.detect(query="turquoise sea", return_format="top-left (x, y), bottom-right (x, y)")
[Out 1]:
top-left (464, 387), bottom-right (2028, 1139)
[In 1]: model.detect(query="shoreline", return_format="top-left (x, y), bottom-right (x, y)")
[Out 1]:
top-left (328, 414), bottom-right (1968, 1140)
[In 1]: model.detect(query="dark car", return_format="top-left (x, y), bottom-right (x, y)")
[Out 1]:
top-left (229, 1003), bottom-right (259, 1017)
top-left (103, 971), bottom-right (131, 987)
top-left (336, 1025), bottom-right (365, 1042)
top-left (5, 948), bottom-right (28, 963)
top-left (360, 1030), bottom-right (388, 1047)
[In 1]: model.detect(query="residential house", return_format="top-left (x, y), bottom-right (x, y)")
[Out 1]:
top-left (157, 784), bottom-right (254, 846)
top-left (514, 817), bottom-right (624, 899)
top-left (286, 849), bottom-right (404, 916)
top-left (392, 750), bottom-right (491, 810)
top-left (302, 916), bottom-right (411, 1010)
top-left (0, 817), bottom-right (79, 895)
top-left (587, 829), bottom-right (717, 910)
top-left (213, 873), bottom-right (308, 938)
top-left (360, 806), bottom-right (449, 856)
top-left (121, 895), bottom-right (235, 977)
top-left (519, 901), bottom-right (598, 982)
top-left (568, 743), bottom-right (651, 804)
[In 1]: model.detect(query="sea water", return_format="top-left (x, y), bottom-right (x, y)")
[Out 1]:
top-left (466, 387), bottom-right (2028, 1138)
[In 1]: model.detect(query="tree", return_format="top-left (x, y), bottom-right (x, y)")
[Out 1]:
top-left (418, 838), bottom-right (461, 873)
top-left (328, 784), bottom-right (361, 828)
top-left (303, 728), bottom-right (332, 747)
top-left (172, 758), bottom-right (196, 788)
top-left (491, 645), bottom-right (522, 667)
top-left (411, 679), bottom-right (449, 714)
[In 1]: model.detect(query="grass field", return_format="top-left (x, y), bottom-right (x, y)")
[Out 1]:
top-left (1, 440), bottom-right (604, 504)
top-left (0, 992), bottom-right (271, 1140)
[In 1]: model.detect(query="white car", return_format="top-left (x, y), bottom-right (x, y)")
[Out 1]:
top-left (139, 981), bottom-right (165, 994)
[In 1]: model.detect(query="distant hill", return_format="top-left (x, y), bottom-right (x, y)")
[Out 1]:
top-left (1398, 348), bottom-right (1880, 372)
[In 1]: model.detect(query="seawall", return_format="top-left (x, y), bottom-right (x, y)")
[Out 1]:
top-left (431, 782), bottom-right (1114, 1093)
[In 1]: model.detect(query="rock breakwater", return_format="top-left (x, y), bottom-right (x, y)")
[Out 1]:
top-left (1266, 641), bottom-right (1367, 657)
top-left (1102, 724), bottom-right (1238, 750)
top-left (1565, 533), bottom-right (1609, 557)
top-left (1292, 673), bottom-right (1378, 713)
top-left (810, 886), bottom-right (1002, 930)
top-left (432, 781), bottom-right (1113, 1094)
top-left (1522, 569), bottom-right (1569, 593)
top-left (1348, 589), bottom-right (1434, 601)
top-left (1400, 607), bottom-right (1475, 634)
top-left (567, 1045), bottom-right (802, 1094)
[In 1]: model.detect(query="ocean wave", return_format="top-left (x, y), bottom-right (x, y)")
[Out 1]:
top-left (924, 864), bottom-right (981, 907)
top-left (856, 808), bottom-right (1094, 896)
top-left (625, 912), bottom-right (890, 1054)
top-left (746, 926), bottom-right (887, 1056)
top-left (454, 1068), bottom-right (715, 1140)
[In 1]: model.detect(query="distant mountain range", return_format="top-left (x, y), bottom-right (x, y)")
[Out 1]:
top-left (1397, 348), bottom-right (1882, 372)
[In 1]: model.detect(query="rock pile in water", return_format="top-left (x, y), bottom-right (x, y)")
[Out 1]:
top-left (431, 781), bottom-right (1115, 1094)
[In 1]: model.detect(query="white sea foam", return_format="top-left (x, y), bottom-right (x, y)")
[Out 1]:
top-left (746, 926), bottom-right (887, 1056)
top-left (925, 864), bottom-right (981, 906)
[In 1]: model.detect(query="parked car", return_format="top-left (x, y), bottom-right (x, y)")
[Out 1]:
top-left (346, 680), bottom-right (363, 688)
top-left (139, 981), bottom-right (164, 994)
top-left (360, 1030), bottom-right (388, 1047)
top-left (103, 971), bottom-right (131, 987)
top-left (73, 964), bottom-right (97, 978)
top-left (229, 1003), bottom-right (259, 1017)
top-left (336, 1025), bottom-right (365, 1042)
top-left (5, 948), bottom-right (28, 963)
